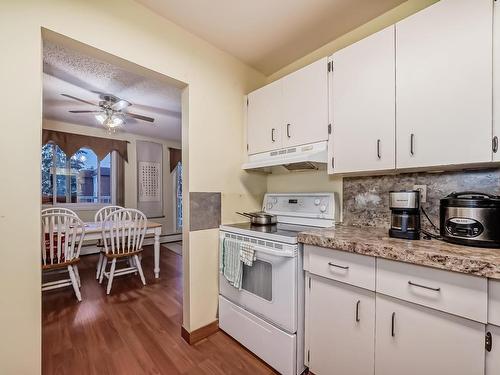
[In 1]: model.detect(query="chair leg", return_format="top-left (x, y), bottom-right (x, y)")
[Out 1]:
top-left (96, 253), bottom-right (104, 280)
top-left (106, 258), bottom-right (117, 295)
top-left (73, 265), bottom-right (81, 288)
top-left (99, 257), bottom-right (108, 284)
top-left (68, 265), bottom-right (82, 302)
top-left (134, 255), bottom-right (146, 285)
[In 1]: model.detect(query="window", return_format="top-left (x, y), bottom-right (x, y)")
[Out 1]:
top-left (41, 144), bottom-right (113, 205)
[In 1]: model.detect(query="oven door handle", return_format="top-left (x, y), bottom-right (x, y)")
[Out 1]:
top-left (253, 245), bottom-right (297, 258)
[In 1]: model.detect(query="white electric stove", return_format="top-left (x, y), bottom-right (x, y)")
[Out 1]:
top-left (219, 193), bottom-right (339, 375)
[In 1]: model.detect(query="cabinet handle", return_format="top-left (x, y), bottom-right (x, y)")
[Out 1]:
top-left (410, 133), bottom-right (415, 155)
top-left (271, 128), bottom-right (276, 142)
top-left (355, 300), bottom-right (360, 322)
top-left (486, 331), bottom-right (493, 352)
top-left (408, 280), bottom-right (441, 292)
top-left (286, 123), bottom-right (291, 138)
top-left (391, 312), bottom-right (396, 337)
top-left (493, 136), bottom-right (498, 153)
top-left (328, 262), bottom-right (349, 270)
top-left (377, 139), bottom-right (381, 159)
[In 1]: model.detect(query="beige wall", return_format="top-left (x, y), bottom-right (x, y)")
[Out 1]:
top-left (43, 119), bottom-right (181, 235)
top-left (267, 0), bottom-right (439, 82)
top-left (263, 0), bottom-right (439, 210)
top-left (0, 1), bottom-right (266, 373)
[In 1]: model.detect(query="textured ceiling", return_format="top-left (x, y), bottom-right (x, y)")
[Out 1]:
top-left (135, 0), bottom-right (406, 75)
top-left (43, 41), bottom-right (182, 141)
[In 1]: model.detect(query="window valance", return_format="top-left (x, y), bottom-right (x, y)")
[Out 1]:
top-left (42, 129), bottom-right (128, 162)
top-left (169, 147), bottom-right (182, 172)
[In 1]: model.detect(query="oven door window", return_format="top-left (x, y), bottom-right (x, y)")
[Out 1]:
top-left (241, 259), bottom-right (272, 301)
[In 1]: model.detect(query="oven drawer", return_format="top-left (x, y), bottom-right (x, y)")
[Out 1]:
top-left (219, 296), bottom-right (296, 375)
top-left (377, 259), bottom-right (487, 323)
top-left (489, 279), bottom-right (500, 325)
top-left (305, 245), bottom-right (376, 291)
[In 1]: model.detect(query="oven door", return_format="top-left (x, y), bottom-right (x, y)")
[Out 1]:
top-left (219, 231), bottom-right (298, 334)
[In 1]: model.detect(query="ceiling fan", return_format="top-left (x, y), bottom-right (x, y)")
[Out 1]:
top-left (62, 93), bottom-right (155, 133)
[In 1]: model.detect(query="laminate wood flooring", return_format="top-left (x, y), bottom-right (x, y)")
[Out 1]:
top-left (42, 246), bottom-right (278, 374)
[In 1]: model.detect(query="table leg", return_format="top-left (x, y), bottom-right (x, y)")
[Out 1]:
top-left (154, 228), bottom-right (160, 278)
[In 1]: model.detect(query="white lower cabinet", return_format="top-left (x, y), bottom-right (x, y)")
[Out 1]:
top-left (308, 275), bottom-right (375, 375)
top-left (486, 325), bottom-right (500, 375)
top-left (375, 294), bottom-right (485, 375)
top-left (305, 246), bottom-right (490, 375)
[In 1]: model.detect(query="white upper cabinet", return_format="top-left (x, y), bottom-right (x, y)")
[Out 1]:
top-left (329, 26), bottom-right (396, 174)
top-left (396, 0), bottom-right (493, 169)
top-left (246, 58), bottom-right (329, 156)
top-left (494, 0), bottom-right (500, 162)
top-left (282, 57), bottom-right (329, 148)
top-left (247, 79), bottom-right (284, 155)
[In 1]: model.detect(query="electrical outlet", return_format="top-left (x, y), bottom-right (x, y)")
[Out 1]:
top-left (413, 185), bottom-right (427, 203)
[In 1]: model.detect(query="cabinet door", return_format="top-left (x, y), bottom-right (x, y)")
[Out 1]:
top-left (494, 0), bottom-right (500, 162)
top-left (308, 275), bottom-right (375, 375)
top-left (330, 26), bottom-right (395, 174)
top-left (486, 325), bottom-right (500, 375)
top-left (247, 80), bottom-right (283, 154)
top-left (375, 295), bottom-right (485, 375)
top-left (396, 0), bottom-right (492, 169)
top-left (282, 57), bottom-right (329, 148)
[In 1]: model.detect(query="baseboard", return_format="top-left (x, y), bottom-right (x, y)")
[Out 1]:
top-left (181, 320), bottom-right (219, 345)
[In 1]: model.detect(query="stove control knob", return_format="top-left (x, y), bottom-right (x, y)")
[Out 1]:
top-left (320, 205), bottom-right (327, 213)
top-left (314, 198), bottom-right (321, 206)
top-left (267, 202), bottom-right (273, 210)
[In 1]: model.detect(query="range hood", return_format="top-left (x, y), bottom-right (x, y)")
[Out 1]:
top-left (242, 141), bottom-right (328, 172)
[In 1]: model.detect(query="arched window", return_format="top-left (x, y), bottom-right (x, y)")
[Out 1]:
top-left (41, 144), bottom-right (113, 205)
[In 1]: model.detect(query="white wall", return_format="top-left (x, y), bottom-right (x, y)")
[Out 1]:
top-left (43, 119), bottom-right (181, 235)
top-left (0, 1), bottom-right (266, 373)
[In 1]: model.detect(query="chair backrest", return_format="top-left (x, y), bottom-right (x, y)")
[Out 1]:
top-left (101, 208), bottom-right (147, 256)
top-left (41, 212), bottom-right (85, 266)
top-left (41, 207), bottom-right (79, 218)
top-left (94, 205), bottom-right (123, 222)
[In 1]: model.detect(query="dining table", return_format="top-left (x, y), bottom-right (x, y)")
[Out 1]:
top-left (83, 221), bottom-right (163, 278)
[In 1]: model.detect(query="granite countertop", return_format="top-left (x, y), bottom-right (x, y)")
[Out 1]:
top-left (298, 225), bottom-right (500, 280)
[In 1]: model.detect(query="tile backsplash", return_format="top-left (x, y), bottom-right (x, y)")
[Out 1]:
top-left (343, 169), bottom-right (500, 230)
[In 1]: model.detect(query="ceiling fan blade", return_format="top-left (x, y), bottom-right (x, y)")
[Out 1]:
top-left (126, 112), bottom-right (155, 123)
top-left (69, 110), bottom-right (104, 113)
top-left (61, 94), bottom-right (98, 106)
top-left (111, 99), bottom-right (131, 111)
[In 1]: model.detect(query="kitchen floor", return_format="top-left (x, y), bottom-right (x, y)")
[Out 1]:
top-left (42, 246), bottom-right (277, 374)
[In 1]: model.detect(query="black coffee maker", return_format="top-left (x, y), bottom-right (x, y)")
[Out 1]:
top-left (388, 190), bottom-right (420, 240)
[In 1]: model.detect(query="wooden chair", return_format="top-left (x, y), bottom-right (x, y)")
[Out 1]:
top-left (98, 208), bottom-right (147, 294)
top-left (41, 212), bottom-right (85, 301)
top-left (94, 205), bottom-right (123, 279)
top-left (41, 208), bottom-right (82, 281)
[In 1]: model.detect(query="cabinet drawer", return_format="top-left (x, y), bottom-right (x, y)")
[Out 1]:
top-left (489, 279), bottom-right (500, 326)
top-left (305, 245), bottom-right (375, 291)
top-left (377, 259), bottom-right (487, 322)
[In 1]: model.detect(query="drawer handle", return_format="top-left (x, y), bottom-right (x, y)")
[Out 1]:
top-left (408, 280), bottom-right (441, 292)
top-left (328, 262), bottom-right (349, 270)
top-left (391, 312), bottom-right (396, 337)
top-left (355, 300), bottom-right (360, 322)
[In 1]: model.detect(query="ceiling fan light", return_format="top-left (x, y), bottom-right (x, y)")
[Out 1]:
top-left (95, 113), bottom-right (107, 124)
top-left (102, 113), bottom-right (125, 134)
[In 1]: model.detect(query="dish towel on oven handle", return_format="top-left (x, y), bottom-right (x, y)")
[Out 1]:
top-left (219, 238), bottom-right (257, 289)
top-left (240, 242), bottom-right (256, 266)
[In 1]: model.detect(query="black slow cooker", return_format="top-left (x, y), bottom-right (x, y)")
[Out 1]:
top-left (440, 191), bottom-right (500, 248)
